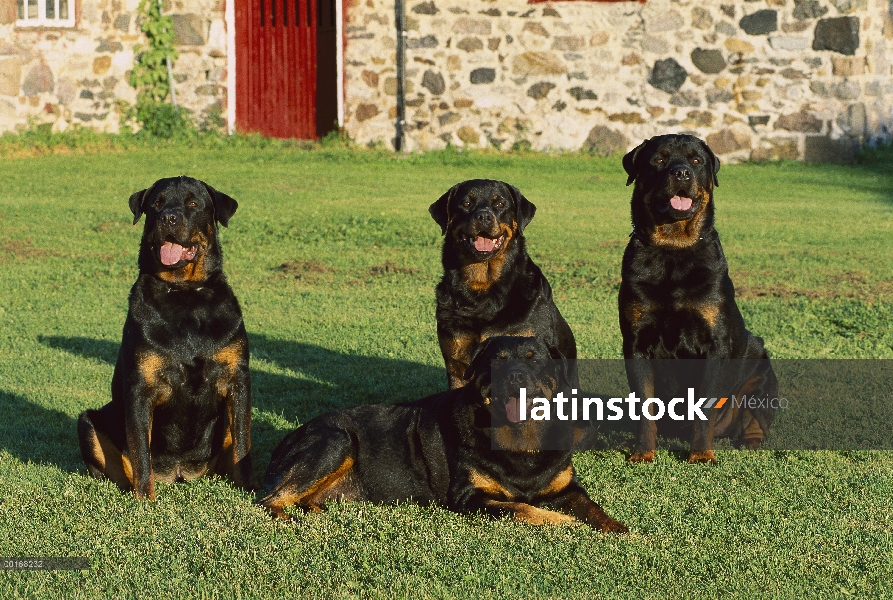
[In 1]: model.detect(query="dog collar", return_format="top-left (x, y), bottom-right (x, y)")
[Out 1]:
top-left (629, 227), bottom-right (706, 246)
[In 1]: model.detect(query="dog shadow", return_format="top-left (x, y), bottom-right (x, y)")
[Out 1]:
top-left (0, 389), bottom-right (83, 473)
top-left (36, 334), bottom-right (447, 475)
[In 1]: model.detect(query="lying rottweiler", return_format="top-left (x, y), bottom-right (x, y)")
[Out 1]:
top-left (77, 176), bottom-right (254, 499)
top-left (430, 180), bottom-right (576, 390)
top-left (260, 336), bottom-right (627, 533)
top-left (619, 134), bottom-right (777, 463)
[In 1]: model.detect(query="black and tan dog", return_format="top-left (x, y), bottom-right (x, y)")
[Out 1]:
top-left (260, 336), bottom-right (627, 533)
top-left (619, 134), bottom-right (777, 463)
top-left (430, 180), bottom-right (576, 390)
top-left (77, 176), bottom-right (254, 499)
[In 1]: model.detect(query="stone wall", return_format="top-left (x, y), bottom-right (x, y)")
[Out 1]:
top-left (0, 0), bottom-right (227, 133)
top-left (343, 0), bottom-right (893, 161)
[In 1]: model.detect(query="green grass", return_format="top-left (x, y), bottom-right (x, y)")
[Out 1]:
top-left (1, 143), bottom-right (892, 598)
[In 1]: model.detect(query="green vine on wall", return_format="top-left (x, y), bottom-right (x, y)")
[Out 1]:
top-left (128, 0), bottom-right (190, 137)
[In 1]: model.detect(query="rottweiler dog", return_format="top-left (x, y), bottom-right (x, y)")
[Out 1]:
top-left (260, 336), bottom-right (627, 533)
top-left (77, 176), bottom-right (254, 499)
top-left (430, 180), bottom-right (576, 390)
top-left (619, 134), bottom-right (777, 463)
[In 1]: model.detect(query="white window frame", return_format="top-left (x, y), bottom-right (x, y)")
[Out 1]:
top-left (17, 0), bottom-right (76, 28)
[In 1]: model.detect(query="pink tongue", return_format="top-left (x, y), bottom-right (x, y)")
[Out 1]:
top-left (670, 196), bottom-right (692, 211)
top-left (505, 397), bottom-right (522, 423)
top-left (160, 241), bottom-right (184, 266)
top-left (474, 236), bottom-right (498, 252)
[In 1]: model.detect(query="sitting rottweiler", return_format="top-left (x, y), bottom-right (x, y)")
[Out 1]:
top-left (260, 336), bottom-right (627, 533)
top-left (619, 134), bottom-right (777, 463)
top-left (77, 176), bottom-right (254, 499)
top-left (429, 180), bottom-right (576, 390)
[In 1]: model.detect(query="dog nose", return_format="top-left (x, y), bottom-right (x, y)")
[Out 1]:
top-left (672, 166), bottom-right (692, 181)
top-left (159, 212), bottom-right (178, 226)
top-left (474, 211), bottom-right (495, 227)
top-left (506, 370), bottom-right (527, 387)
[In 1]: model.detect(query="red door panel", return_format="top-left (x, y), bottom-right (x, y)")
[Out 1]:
top-left (236, 0), bottom-right (318, 139)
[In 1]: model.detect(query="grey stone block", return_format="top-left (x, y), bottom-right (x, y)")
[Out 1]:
top-left (172, 14), bottom-right (207, 46)
top-left (740, 10), bottom-right (777, 35)
top-left (691, 48), bottom-right (726, 74)
top-left (804, 135), bottom-right (856, 163)
top-left (812, 17), bottom-right (859, 55)
top-left (648, 58), bottom-right (687, 94)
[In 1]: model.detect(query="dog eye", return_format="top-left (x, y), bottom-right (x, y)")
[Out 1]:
top-left (692, 158), bottom-right (700, 164)
top-left (525, 351), bottom-right (534, 358)
top-left (497, 352), bottom-right (507, 359)
top-left (495, 201), bottom-right (505, 208)
top-left (188, 201), bottom-right (198, 207)
top-left (656, 158), bottom-right (664, 164)
top-left (461, 199), bottom-right (471, 208)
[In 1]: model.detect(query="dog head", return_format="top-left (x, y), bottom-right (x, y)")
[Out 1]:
top-left (129, 176), bottom-right (238, 284)
top-left (463, 336), bottom-right (568, 425)
top-left (622, 134), bottom-right (720, 247)
top-left (429, 179), bottom-right (535, 265)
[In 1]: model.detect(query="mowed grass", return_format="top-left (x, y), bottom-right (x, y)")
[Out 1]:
top-left (1, 143), bottom-right (892, 598)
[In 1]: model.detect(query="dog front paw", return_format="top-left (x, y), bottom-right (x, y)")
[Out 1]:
top-left (627, 450), bottom-right (655, 463)
top-left (687, 450), bottom-right (716, 463)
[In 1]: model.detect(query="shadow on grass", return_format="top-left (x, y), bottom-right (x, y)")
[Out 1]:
top-left (38, 335), bottom-right (734, 463)
top-left (37, 334), bottom-right (447, 471)
top-left (0, 389), bottom-right (82, 472)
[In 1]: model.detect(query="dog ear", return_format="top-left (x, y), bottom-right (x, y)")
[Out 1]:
top-left (429, 184), bottom-right (459, 235)
top-left (202, 182), bottom-right (239, 227)
top-left (507, 184), bottom-right (536, 234)
top-left (622, 139), bottom-right (650, 187)
top-left (128, 183), bottom-right (157, 225)
top-left (547, 345), bottom-right (570, 388)
top-left (700, 140), bottom-right (721, 188)
top-left (463, 338), bottom-right (497, 381)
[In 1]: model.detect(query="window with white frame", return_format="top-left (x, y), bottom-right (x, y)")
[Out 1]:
top-left (17, 0), bottom-right (75, 27)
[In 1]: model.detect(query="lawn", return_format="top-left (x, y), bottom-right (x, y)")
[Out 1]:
top-left (0, 140), bottom-right (891, 598)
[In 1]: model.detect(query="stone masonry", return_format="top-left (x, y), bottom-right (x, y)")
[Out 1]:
top-left (0, 0), bottom-right (227, 133)
top-left (2, 0), bottom-right (892, 162)
top-left (343, 0), bottom-right (893, 162)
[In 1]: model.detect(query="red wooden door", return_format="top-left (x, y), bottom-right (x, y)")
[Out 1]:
top-left (235, 0), bottom-right (318, 139)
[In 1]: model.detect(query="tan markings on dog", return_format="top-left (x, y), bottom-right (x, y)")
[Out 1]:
top-left (138, 353), bottom-right (164, 388)
top-left (481, 325), bottom-right (536, 340)
top-left (627, 450), bottom-right (655, 463)
top-left (460, 222), bottom-right (515, 293)
top-left (138, 352), bottom-right (172, 409)
top-left (469, 470), bottom-right (515, 500)
top-left (677, 300), bottom-right (722, 327)
top-left (484, 500), bottom-right (576, 525)
top-left (538, 465), bottom-right (573, 497)
top-left (157, 231), bottom-right (210, 284)
top-left (263, 456), bottom-right (355, 517)
top-left (561, 493), bottom-right (628, 532)
top-left (628, 367), bottom-right (657, 463)
top-left (718, 374), bottom-right (766, 446)
top-left (647, 188), bottom-right (713, 249)
top-left (493, 421), bottom-right (542, 453)
top-left (122, 453), bottom-right (134, 486)
top-left (624, 302), bottom-right (645, 326)
top-left (687, 449), bottom-right (717, 463)
top-left (534, 377), bottom-right (557, 399)
top-left (439, 331), bottom-right (478, 389)
top-left (84, 426), bottom-right (137, 490)
top-left (740, 417), bottom-right (766, 448)
top-left (699, 303), bottom-right (720, 328)
top-left (213, 340), bottom-right (244, 397)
